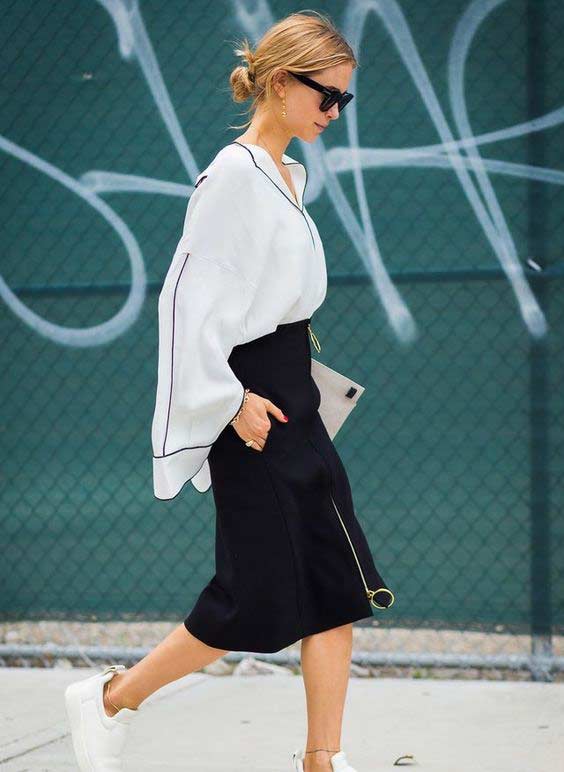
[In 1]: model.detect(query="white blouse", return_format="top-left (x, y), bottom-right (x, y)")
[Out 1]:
top-left (151, 141), bottom-right (328, 500)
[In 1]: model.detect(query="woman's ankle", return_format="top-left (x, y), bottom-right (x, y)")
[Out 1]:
top-left (103, 672), bottom-right (140, 716)
top-left (303, 748), bottom-right (340, 771)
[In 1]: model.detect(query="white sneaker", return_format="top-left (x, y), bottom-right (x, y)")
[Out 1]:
top-left (64, 663), bottom-right (139, 771)
top-left (292, 747), bottom-right (358, 772)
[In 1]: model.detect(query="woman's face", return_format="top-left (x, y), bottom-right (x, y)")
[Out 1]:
top-left (283, 61), bottom-right (354, 143)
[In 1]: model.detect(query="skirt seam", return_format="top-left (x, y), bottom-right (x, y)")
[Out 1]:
top-left (260, 454), bottom-right (305, 639)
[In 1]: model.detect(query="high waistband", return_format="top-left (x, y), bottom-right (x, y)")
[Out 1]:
top-left (230, 316), bottom-right (318, 357)
top-left (277, 317), bottom-right (311, 329)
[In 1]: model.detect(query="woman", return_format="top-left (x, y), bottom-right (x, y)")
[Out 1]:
top-left (64, 11), bottom-right (394, 772)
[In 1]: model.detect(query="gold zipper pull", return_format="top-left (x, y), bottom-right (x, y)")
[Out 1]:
top-left (307, 322), bottom-right (321, 353)
top-left (367, 588), bottom-right (395, 609)
top-left (329, 490), bottom-right (395, 612)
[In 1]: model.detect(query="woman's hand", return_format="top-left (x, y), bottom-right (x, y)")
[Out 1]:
top-left (231, 391), bottom-right (288, 451)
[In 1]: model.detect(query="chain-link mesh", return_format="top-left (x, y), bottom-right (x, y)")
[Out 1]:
top-left (1, 0), bottom-right (563, 677)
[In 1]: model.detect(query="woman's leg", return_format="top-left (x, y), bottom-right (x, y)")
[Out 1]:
top-left (102, 624), bottom-right (229, 717)
top-left (300, 622), bottom-right (353, 771)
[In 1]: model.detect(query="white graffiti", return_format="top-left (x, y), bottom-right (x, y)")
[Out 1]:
top-left (0, 0), bottom-right (556, 346)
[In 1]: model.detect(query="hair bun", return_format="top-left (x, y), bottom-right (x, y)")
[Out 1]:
top-left (246, 54), bottom-right (256, 80)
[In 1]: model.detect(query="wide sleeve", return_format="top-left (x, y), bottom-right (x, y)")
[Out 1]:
top-left (151, 161), bottom-right (259, 500)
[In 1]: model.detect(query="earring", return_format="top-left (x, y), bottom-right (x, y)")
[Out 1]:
top-left (282, 95), bottom-right (286, 118)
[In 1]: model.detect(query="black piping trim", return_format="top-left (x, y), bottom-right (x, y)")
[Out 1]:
top-left (155, 382), bottom-right (246, 458)
top-left (161, 251), bottom-right (190, 456)
top-left (160, 246), bottom-right (246, 457)
top-left (229, 141), bottom-right (315, 248)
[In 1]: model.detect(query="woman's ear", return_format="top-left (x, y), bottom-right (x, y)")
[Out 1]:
top-left (271, 68), bottom-right (287, 100)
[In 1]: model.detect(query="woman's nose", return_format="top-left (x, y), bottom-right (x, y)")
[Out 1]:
top-left (326, 103), bottom-right (340, 120)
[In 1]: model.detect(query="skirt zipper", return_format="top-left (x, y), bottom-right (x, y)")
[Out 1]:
top-left (329, 491), bottom-right (394, 609)
top-left (307, 322), bottom-right (321, 353)
top-left (307, 320), bottom-right (394, 610)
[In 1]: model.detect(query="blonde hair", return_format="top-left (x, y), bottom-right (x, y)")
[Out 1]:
top-left (228, 10), bottom-right (358, 130)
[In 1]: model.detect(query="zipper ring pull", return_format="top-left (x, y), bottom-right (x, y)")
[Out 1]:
top-left (367, 588), bottom-right (395, 609)
top-left (307, 323), bottom-right (321, 353)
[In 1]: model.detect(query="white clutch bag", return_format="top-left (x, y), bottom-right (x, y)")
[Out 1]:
top-left (310, 357), bottom-right (365, 440)
top-left (307, 322), bottom-right (365, 439)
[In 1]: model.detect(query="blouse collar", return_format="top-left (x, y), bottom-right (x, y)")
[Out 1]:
top-left (230, 141), bottom-right (307, 212)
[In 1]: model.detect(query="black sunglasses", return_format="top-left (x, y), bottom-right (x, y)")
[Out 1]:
top-left (289, 71), bottom-right (354, 113)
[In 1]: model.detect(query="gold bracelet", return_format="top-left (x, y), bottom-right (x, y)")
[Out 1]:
top-left (230, 388), bottom-right (250, 425)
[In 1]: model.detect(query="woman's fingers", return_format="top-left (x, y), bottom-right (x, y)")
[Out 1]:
top-left (232, 391), bottom-right (286, 451)
top-left (263, 398), bottom-right (289, 424)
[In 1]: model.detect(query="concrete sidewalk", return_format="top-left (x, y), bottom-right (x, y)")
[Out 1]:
top-left (1, 666), bottom-right (562, 771)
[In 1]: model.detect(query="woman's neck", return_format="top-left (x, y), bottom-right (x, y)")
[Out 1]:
top-left (235, 117), bottom-right (291, 165)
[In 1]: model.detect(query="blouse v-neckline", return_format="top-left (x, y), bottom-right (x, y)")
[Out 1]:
top-left (231, 141), bottom-right (306, 211)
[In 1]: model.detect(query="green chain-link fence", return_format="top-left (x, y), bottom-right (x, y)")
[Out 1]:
top-left (1, 0), bottom-right (563, 672)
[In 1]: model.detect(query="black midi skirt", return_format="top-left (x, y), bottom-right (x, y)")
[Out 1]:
top-left (183, 317), bottom-right (394, 653)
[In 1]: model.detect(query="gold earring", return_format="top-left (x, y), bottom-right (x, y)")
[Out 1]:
top-left (282, 95), bottom-right (286, 118)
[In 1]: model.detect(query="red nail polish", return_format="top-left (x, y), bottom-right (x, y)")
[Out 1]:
top-left (283, 414), bottom-right (289, 421)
